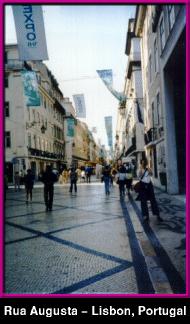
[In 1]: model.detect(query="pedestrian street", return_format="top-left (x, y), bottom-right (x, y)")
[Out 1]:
top-left (5, 180), bottom-right (185, 295)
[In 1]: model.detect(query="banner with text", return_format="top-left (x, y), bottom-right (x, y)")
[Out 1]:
top-left (12, 5), bottom-right (48, 61)
top-left (97, 69), bottom-right (126, 103)
top-left (67, 118), bottom-right (75, 137)
top-left (22, 71), bottom-right (41, 106)
top-left (104, 116), bottom-right (113, 148)
top-left (73, 94), bottom-right (86, 118)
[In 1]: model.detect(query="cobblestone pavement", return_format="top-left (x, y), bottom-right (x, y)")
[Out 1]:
top-left (4, 180), bottom-right (186, 295)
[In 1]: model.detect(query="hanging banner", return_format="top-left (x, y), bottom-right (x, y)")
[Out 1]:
top-left (73, 94), bottom-right (86, 118)
top-left (67, 118), bottom-right (75, 137)
top-left (97, 69), bottom-right (113, 87)
top-left (22, 71), bottom-right (41, 106)
top-left (97, 69), bottom-right (126, 103)
top-left (104, 116), bottom-right (113, 148)
top-left (12, 5), bottom-right (48, 61)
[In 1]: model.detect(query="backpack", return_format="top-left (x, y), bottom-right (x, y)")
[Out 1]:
top-left (70, 170), bottom-right (77, 181)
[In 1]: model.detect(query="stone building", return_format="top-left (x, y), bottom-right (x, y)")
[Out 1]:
top-left (5, 44), bottom-right (66, 181)
top-left (135, 4), bottom-right (185, 193)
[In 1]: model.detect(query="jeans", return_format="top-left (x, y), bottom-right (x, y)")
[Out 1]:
top-left (44, 184), bottom-right (54, 209)
top-left (119, 180), bottom-right (125, 195)
top-left (70, 180), bottom-right (77, 193)
top-left (104, 177), bottom-right (110, 194)
top-left (140, 182), bottom-right (159, 217)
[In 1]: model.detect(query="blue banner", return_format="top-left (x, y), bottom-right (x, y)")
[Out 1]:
top-left (67, 118), bottom-right (75, 137)
top-left (73, 94), bottom-right (86, 118)
top-left (96, 69), bottom-right (126, 103)
top-left (22, 71), bottom-right (41, 107)
top-left (97, 69), bottom-right (113, 87)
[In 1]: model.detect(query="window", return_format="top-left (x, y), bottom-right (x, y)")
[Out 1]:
top-left (32, 109), bottom-right (36, 122)
top-left (33, 135), bottom-right (37, 149)
top-left (149, 54), bottom-right (152, 83)
top-left (5, 74), bottom-right (8, 88)
top-left (38, 137), bottom-right (41, 150)
top-left (5, 131), bottom-right (11, 148)
top-left (155, 93), bottom-right (160, 125)
top-left (160, 18), bottom-right (165, 51)
top-left (5, 51), bottom-right (8, 64)
top-left (5, 102), bottom-right (9, 117)
top-left (28, 133), bottom-right (31, 148)
top-left (168, 5), bottom-right (175, 30)
top-left (27, 108), bottom-right (30, 121)
top-left (152, 102), bottom-right (155, 128)
top-left (154, 39), bottom-right (158, 73)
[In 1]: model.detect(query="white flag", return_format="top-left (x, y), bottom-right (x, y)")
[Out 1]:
top-left (12, 5), bottom-right (48, 61)
top-left (73, 94), bottom-right (86, 118)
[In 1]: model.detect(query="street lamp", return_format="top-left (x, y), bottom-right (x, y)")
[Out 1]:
top-left (26, 121), bottom-right (47, 134)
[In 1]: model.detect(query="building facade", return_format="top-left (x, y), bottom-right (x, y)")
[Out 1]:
top-left (5, 45), bottom-right (67, 181)
top-left (135, 4), bottom-right (185, 193)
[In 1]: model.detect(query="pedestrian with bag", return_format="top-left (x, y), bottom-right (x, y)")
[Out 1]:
top-left (41, 165), bottom-right (58, 211)
top-left (137, 158), bottom-right (163, 223)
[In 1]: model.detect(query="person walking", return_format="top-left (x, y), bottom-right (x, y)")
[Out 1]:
top-left (69, 167), bottom-right (78, 193)
top-left (138, 158), bottom-right (163, 222)
top-left (14, 171), bottom-right (20, 191)
top-left (102, 165), bottom-right (111, 195)
top-left (116, 164), bottom-right (126, 196)
top-left (41, 165), bottom-right (58, 211)
top-left (85, 166), bottom-right (92, 183)
top-left (125, 162), bottom-right (133, 194)
top-left (24, 169), bottom-right (34, 203)
top-left (81, 169), bottom-right (86, 182)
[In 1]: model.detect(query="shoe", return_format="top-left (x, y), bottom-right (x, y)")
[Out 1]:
top-left (157, 215), bottom-right (163, 222)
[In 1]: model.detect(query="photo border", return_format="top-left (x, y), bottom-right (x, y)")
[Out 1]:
top-left (0, 0), bottom-right (189, 299)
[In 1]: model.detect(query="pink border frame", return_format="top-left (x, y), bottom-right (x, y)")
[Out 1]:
top-left (0, 0), bottom-right (189, 300)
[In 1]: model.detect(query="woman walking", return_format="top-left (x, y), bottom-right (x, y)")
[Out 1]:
top-left (102, 165), bottom-right (111, 195)
top-left (24, 169), bottom-right (34, 203)
top-left (138, 159), bottom-right (163, 222)
top-left (116, 164), bottom-right (126, 196)
top-left (125, 162), bottom-right (133, 194)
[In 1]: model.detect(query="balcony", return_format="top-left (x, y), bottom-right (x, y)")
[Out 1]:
top-left (28, 147), bottom-right (64, 160)
top-left (126, 52), bottom-right (141, 79)
top-left (125, 137), bottom-right (136, 157)
top-left (5, 59), bottom-right (24, 71)
top-left (144, 128), bottom-right (158, 145)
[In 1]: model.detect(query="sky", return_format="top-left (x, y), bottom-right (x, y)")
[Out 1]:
top-left (5, 5), bottom-right (136, 148)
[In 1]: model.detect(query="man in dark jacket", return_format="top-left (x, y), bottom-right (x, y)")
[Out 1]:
top-left (69, 167), bottom-right (78, 193)
top-left (41, 165), bottom-right (57, 211)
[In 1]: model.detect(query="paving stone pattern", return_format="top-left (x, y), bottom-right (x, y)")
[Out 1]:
top-left (5, 181), bottom-right (186, 295)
